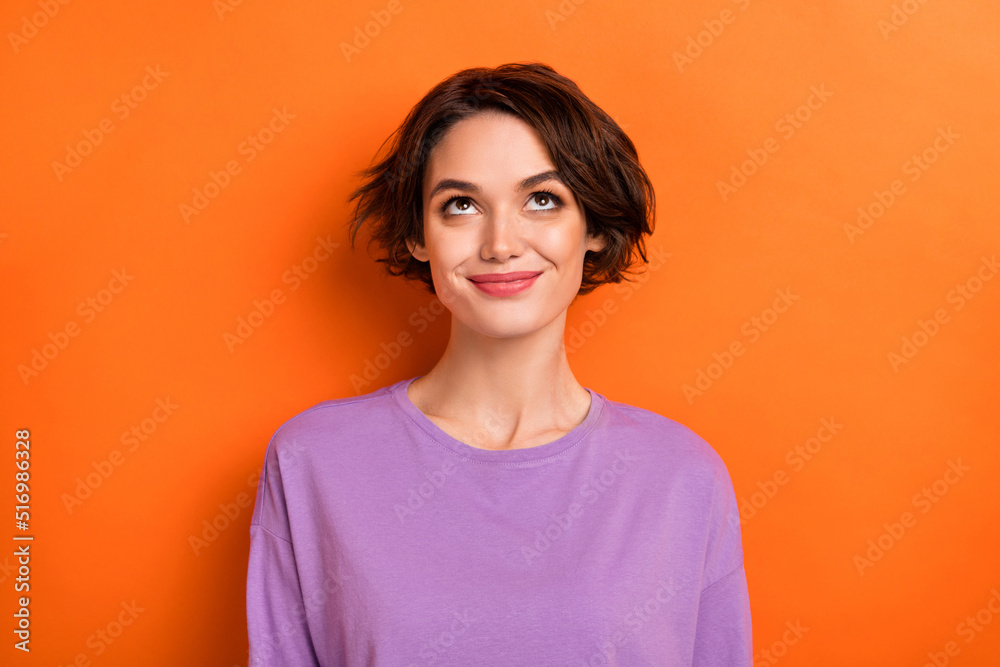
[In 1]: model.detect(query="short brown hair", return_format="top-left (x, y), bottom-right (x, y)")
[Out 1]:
top-left (345, 62), bottom-right (655, 296)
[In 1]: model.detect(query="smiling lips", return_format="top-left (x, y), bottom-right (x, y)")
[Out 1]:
top-left (467, 271), bottom-right (543, 296)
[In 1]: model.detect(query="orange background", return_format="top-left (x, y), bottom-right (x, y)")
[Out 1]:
top-left (3, 0), bottom-right (999, 665)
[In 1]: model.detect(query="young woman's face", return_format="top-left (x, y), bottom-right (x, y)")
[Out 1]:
top-left (408, 111), bottom-right (607, 339)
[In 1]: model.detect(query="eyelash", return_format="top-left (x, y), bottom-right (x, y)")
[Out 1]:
top-left (438, 189), bottom-right (564, 215)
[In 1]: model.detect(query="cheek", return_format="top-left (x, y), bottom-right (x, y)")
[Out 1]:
top-left (536, 226), bottom-right (587, 266)
top-left (430, 239), bottom-right (475, 272)
top-left (425, 246), bottom-right (470, 307)
top-left (427, 225), bottom-right (484, 268)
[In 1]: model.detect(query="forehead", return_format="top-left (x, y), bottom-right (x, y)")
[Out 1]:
top-left (422, 112), bottom-right (556, 191)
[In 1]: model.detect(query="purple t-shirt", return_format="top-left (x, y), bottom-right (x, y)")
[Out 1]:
top-left (246, 376), bottom-right (752, 666)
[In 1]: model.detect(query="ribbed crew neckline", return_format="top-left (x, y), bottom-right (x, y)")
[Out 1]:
top-left (391, 375), bottom-right (605, 465)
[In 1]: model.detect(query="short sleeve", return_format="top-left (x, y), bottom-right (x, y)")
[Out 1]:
top-left (246, 439), bottom-right (321, 666)
top-left (692, 462), bottom-right (752, 665)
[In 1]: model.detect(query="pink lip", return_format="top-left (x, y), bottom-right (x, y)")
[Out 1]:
top-left (467, 271), bottom-right (542, 283)
top-left (467, 271), bottom-right (542, 297)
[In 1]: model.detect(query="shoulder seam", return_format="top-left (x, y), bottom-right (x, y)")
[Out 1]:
top-left (281, 386), bottom-right (391, 426)
top-left (264, 385), bottom-right (393, 448)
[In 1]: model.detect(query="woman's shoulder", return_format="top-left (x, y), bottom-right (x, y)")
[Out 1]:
top-left (597, 392), bottom-right (731, 479)
top-left (267, 381), bottom-right (398, 447)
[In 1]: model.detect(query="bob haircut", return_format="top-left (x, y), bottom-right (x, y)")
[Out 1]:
top-left (346, 61), bottom-right (656, 297)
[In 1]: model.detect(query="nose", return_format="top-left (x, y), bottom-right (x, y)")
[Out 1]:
top-left (480, 207), bottom-right (525, 262)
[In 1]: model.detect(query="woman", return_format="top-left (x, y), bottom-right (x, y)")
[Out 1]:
top-left (246, 62), bottom-right (752, 666)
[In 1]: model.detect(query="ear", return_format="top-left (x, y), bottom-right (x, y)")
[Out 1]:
top-left (406, 236), bottom-right (429, 262)
top-left (585, 230), bottom-right (608, 254)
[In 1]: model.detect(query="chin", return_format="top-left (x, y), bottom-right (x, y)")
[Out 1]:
top-left (462, 313), bottom-right (545, 339)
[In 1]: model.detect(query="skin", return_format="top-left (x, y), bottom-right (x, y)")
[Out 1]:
top-left (405, 110), bottom-right (608, 451)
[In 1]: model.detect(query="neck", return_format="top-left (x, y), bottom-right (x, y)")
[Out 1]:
top-left (410, 308), bottom-right (588, 436)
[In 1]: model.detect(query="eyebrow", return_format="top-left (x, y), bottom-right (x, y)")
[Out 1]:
top-left (427, 170), bottom-right (566, 201)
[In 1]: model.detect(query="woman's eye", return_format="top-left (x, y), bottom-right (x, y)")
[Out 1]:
top-left (443, 197), bottom-right (477, 216)
top-left (441, 192), bottom-right (561, 216)
top-left (526, 192), bottom-right (561, 211)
